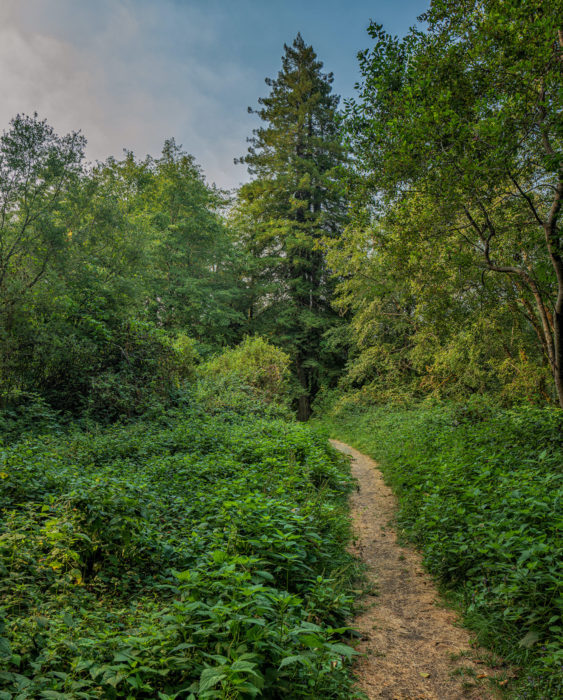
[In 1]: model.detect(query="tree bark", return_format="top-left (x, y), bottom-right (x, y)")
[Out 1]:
top-left (297, 393), bottom-right (311, 422)
top-left (296, 359), bottom-right (311, 421)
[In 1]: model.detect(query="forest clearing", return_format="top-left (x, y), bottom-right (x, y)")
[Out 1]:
top-left (1, 0), bottom-right (562, 698)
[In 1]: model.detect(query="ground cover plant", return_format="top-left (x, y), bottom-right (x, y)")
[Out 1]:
top-left (322, 399), bottom-right (563, 698)
top-left (0, 394), bottom-right (358, 699)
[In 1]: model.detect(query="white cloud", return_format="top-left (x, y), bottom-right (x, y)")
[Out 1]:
top-left (0, 0), bottom-right (252, 188)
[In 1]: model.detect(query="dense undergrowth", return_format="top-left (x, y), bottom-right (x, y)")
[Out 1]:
top-left (0, 393), bottom-right (359, 699)
top-left (321, 399), bottom-right (563, 698)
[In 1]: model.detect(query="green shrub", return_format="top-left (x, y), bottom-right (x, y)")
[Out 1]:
top-left (85, 323), bottom-right (199, 422)
top-left (201, 337), bottom-right (291, 403)
top-left (0, 392), bottom-right (62, 442)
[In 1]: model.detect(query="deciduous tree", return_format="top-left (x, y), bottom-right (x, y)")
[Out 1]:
top-left (346, 0), bottom-right (563, 405)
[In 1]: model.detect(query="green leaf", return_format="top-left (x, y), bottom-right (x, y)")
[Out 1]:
top-left (229, 660), bottom-right (257, 673)
top-left (299, 634), bottom-right (323, 649)
top-left (327, 643), bottom-right (355, 658)
top-left (0, 638), bottom-right (11, 658)
top-left (279, 655), bottom-right (308, 669)
top-left (198, 668), bottom-right (227, 693)
top-left (62, 612), bottom-right (75, 628)
top-left (518, 630), bottom-right (540, 649)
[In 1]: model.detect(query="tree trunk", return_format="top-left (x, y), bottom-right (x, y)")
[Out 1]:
top-left (553, 297), bottom-right (563, 408)
top-left (297, 393), bottom-right (311, 421)
top-left (296, 359), bottom-right (311, 421)
top-left (543, 174), bottom-right (563, 407)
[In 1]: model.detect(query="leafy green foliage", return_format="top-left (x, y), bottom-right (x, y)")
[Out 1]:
top-left (343, 0), bottom-right (563, 406)
top-left (3, 5), bottom-right (563, 696)
top-left (325, 399), bottom-right (563, 697)
top-left (0, 114), bottom-right (85, 406)
top-left (199, 336), bottom-right (291, 409)
top-left (325, 212), bottom-right (550, 405)
top-left (0, 399), bottom-right (359, 698)
top-left (0, 115), bottom-right (246, 420)
top-left (105, 141), bottom-right (246, 352)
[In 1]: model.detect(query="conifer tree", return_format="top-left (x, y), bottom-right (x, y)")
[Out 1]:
top-left (237, 34), bottom-right (348, 420)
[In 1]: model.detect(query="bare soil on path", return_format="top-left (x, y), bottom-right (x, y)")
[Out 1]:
top-left (331, 440), bottom-right (498, 700)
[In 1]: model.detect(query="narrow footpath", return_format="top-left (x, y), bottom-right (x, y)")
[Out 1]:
top-left (331, 440), bottom-right (498, 700)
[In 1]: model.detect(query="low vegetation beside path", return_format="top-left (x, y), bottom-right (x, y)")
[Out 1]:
top-left (0, 390), bottom-right (359, 699)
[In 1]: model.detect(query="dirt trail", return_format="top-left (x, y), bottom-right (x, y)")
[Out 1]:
top-left (331, 440), bottom-right (497, 700)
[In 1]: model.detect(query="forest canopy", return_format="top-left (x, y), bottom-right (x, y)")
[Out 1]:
top-left (1, 5), bottom-right (562, 416)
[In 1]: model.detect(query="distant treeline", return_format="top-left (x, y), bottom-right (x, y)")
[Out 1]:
top-left (1, 0), bottom-right (562, 420)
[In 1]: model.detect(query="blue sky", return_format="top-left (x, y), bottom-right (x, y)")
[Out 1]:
top-left (0, 1), bottom-right (429, 189)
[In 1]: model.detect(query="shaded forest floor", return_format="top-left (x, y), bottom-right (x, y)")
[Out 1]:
top-left (332, 440), bottom-right (508, 699)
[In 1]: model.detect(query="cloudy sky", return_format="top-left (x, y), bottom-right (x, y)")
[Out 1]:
top-left (0, 0), bottom-right (428, 189)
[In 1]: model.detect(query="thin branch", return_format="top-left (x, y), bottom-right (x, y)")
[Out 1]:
top-left (508, 172), bottom-right (544, 226)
